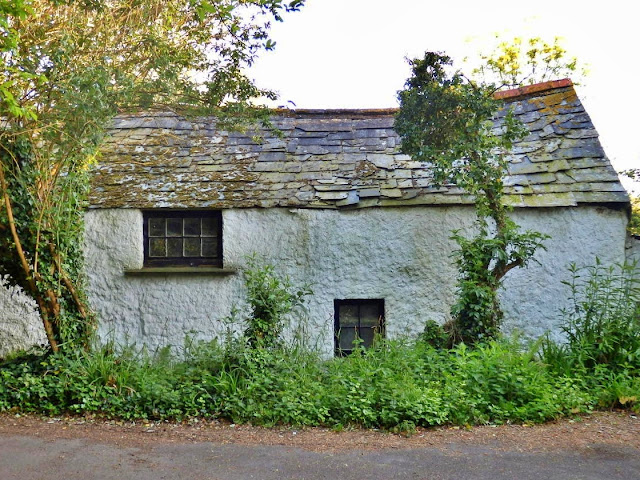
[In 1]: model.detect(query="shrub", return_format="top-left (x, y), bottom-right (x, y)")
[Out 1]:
top-left (419, 320), bottom-right (449, 349)
top-left (2, 337), bottom-right (593, 427)
top-left (542, 261), bottom-right (640, 375)
top-left (242, 255), bottom-right (312, 348)
top-left (2, 260), bottom-right (639, 427)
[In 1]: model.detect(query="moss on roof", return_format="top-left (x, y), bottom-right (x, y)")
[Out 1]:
top-left (90, 81), bottom-right (627, 209)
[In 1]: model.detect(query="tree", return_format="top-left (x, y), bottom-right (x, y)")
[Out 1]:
top-left (0, 0), bottom-right (304, 351)
top-left (628, 196), bottom-right (640, 237)
top-left (396, 52), bottom-right (547, 344)
top-left (472, 36), bottom-right (584, 88)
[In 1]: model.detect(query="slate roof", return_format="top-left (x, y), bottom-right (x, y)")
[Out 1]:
top-left (90, 79), bottom-right (628, 209)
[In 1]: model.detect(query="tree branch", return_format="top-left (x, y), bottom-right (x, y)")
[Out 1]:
top-left (493, 258), bottom-right (523, 282)
top-left (0, 164), bottom-right (59, 352)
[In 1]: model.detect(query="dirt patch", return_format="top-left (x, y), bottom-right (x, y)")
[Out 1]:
top-left (0, 411), bottom-right (638, 454)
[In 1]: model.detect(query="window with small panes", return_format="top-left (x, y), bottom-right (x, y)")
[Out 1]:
top-left (334, 299), bottom-right (384, 356)
top-left (143, 211), bottom-right (222, 267)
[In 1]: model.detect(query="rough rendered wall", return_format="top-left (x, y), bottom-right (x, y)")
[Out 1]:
top-left (501, 206), bottom-right (628, 342)
top-left (84, 206), bottom-right (628, 355)
top-left (0, 276), bottom-right (47, 358)
top-left (626, 236), bottom-right (640, 264)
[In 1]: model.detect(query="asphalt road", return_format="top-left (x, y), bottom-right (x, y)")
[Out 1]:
top-left (1, 433), bottom-right (639, 480)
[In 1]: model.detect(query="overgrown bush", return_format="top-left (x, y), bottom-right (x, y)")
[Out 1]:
top-left (541, 261), bottom-right (640, 375)
top-left (2, 260), bottom-right (639, 428)
top-left (418, 320), bottom-right (448, 349)
top-left (0, 336), bottom-right (605, 427)
top-left (242, 255), bottom-right (312, 348)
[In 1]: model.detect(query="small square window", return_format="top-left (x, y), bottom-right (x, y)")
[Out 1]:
top-left (334, 299), bottom-right (384, 356)
top-left (143, 211), bottom-right (222, 267)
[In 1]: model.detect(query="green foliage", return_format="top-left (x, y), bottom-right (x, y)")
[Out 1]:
top-left (472, 36), bottom-right (584, 87)
top-left (450, 226), bottom-right (548, 343)
top-left (2, 262), bottom-right (638, 427)
top-left (0, 335), bottom-right (613, 427)
top-left (442, 339), bottom-right (591, 424)
top-left (396, 52), bottom-right (547, 344)
top-left (419, 320), bottom-right (449, 349)
top-left (242, 256), bottom-right (312, 348)
top-left (0, 135), bottom-right (94, 349)
top-left (541, 261), bottom-right (640, 375)
top-left (629, 196), bottom-right (640, 236)
top-left (0, 0), bottom-right (304, 351)
top-left (396, 52), bottom-right (526, 209)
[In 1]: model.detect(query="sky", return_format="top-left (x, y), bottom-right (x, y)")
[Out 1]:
top-left (250, 0), bottom-right (639, 192)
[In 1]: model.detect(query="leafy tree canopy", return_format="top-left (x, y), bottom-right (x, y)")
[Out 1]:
top-left (471, 35), bottom-right (585, 88)
top-left (396, 51), bottom-right (548, 344)
top-left (0, 0), bottom-right (304, 351)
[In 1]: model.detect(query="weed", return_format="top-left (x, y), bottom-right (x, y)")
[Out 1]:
top-left (242, 255), bottom-right (312, 348)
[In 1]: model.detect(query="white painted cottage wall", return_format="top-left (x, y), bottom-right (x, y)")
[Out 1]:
top-left (626, 236), bottom-right (640, 264)
top-left (84, 206), bottom-right (628, 355)
top-left (0, 276), bottom-right (47, 357)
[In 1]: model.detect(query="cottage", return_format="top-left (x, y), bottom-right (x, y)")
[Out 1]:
top-left (84, 79), bottom-right (630, 355)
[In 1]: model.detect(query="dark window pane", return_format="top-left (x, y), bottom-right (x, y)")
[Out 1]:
top-left (335, 299), bottom-right (384, 356)
top-left (149, 238), bottom-right (166, 257)
top-left (202, 238), bottom-right (218, 257)
top-left (149, 218), bottom-right (165, 237)
top-left (360, 303), bottom-right (381, 326)
top-left (339, 304), bottom-right (359, 327)
top-left (167, 238), bottom-right (183, 257)
top-left (202, 217), bottom-right (218, 236)
top-left (184, 218), bottom-right (201, 236)
top-left (184, 237), bottom-right (201, 257)
top-left (359, 326), bottom-right (375, 347)
top-left (167, 218), bottom-right (182, 237)
top-left (338, 327), bottom-right (356, 351)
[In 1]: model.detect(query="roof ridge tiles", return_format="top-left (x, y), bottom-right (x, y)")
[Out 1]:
top-left (494, 78), bottom-right (574, 100)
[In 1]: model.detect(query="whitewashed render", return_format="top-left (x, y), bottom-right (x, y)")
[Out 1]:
top-left (0, 276), bottom-right (47, 357)
top-left (85, 205), bottom-right (628, 355)
top-left (82, 79), bottom-right (632, 354)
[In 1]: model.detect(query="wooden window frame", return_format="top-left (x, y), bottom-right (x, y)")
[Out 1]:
top-left (143, 210), bottom-right (223, 268)
top-left (334, 298), bottom-right (385, 356)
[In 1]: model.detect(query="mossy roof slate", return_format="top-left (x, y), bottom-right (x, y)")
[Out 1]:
top-left (90, 80), bottom-right (628, 209)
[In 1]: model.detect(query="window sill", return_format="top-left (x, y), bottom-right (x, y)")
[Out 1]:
top-left (124, 267), bottom-right (237, 276)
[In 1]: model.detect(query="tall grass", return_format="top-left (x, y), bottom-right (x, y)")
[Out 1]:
top-left (1, 261), bottom-right (639, 427)
top-left (0, 336), bottom-right (600, 427)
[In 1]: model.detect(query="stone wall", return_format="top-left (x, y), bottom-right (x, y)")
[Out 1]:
top-left (84, 205), bottom-right (628, 355)
top-left (0, 276), bottom-right (47, 358)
